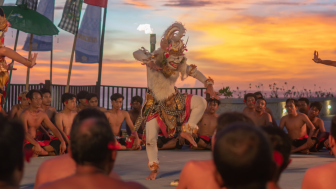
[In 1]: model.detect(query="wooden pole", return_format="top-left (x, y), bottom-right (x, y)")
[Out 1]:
top-left (50, 0), bottom-right (55, 90)
top-left (25, 34), bottom-right (33, 91)
top-left (65, 33), bottom-right (78, 93)
top-left (97, 2), bottom-right (107, 97)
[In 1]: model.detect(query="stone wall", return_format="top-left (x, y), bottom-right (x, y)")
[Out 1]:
top-left (217, 98), bottom-right (336, 120)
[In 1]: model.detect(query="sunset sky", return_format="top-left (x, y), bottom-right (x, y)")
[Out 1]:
top-left (3, 0), bottom-right (336, 92)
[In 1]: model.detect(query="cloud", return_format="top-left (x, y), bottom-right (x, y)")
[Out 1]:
top-left (123, 0), bottom-right (152, 9)
top-left (164, 0), bottom-right (213, 7)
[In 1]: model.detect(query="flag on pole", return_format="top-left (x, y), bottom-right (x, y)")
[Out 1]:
top-left (16, 0), bottom-right (38, 10)
top-left (22, 0), bottom-right (55, 52)
top-left (58, 0), bottom-right (84, 34)
top-left (0, 0), bottom-right (4, 6)
top-left (75, 5), bottom-right (101, 63)
top-left (84, 0), bottom-right (107, 8)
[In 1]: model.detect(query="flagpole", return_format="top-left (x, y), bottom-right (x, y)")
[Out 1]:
top-left (65, 33), bottom-right (78, 93)
top-left (25, 34), bottom-right (33, 91)
top-left (4, 30), bottom-right (19, 110)
top-left (50, 0), bottom-right (55, 90)
top-left (97, 1), bottom-right (107, 97)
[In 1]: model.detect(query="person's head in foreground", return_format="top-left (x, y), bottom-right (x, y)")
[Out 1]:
top-left (213, 123), bottom-right (274, 189)
top-left (18, 91), bottom-right (29, 106)
top-left (254, 92), bottom-right (263, 99)
top-left (244, 93), bottom-right (256, 109)
top-left (111, 93), bottom-right (124, 110)
top-left (261, 126), bottom-right (292, 183)
top-left (297, 98), bottom-right (309, 114)
top-left (0, 114), bottom-right (25, 189)
top-left (86, 93), bottom-right (99, 108)
top-left (76, 90), bottom-right (89, 106)
top-left (40, 88), bottom-right (52, 106)
top-left (26, 90), bottom-right (43, 108)
top-left (255, 97), bottom-right (267, 113)
top-left (207, 98), bottom-right (220, 114)
top-left (308, 101), bottom-right (322, 118)
top-left (285, 98), bottom-right (298, 115)
top-left (62, 93), bottom-right (77, 111)
top-left (130, 96), bottom-right (143, 110)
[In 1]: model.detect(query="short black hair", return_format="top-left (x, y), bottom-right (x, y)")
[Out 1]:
top-left (286, 98), bottom-right (298, 107)
top-left (298, 98), bottom-right (309, 105)
top-left (110, 93), bottom-right (124, 101)
top-left (76, 91), bottom-right (89, 101)
top-left (257, 97), bottom-right (267, 105)
top-left (61, 93), bottom-right (76, 104)
top-left (131, 96), bottom-right (143, 105)
top-left (0, 114), bottom-right (25, 184)
top-left (73, 108), bottom-right (109, 125)
top-left (86, 93), bottom-right (98, 101)
top-left (216, 112), bottom-right (254, 135)
top-left (331, 116), bottom-right (336, 142)
top-left (214, 123), bottom-right (274, 189)
top-left (40, 88), bottom-right (51, 96)
top-left (26, 90), bottom-right (42, 100)
top-left (70, 118), bottom-right (115, 168)
top-left (207, 98), bottom-right (221, 106)
top-left (261, 126), bottom-right (292, 182)
top-left (310, 101), bottom-right (322, 112)
top-left (244, 93), bottom-right (256, 101)
top-left (254, 92), bottom-right (263, 98)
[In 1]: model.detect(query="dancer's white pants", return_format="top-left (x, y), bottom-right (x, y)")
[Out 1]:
top-left (146, 95), bottom-right (207, 166)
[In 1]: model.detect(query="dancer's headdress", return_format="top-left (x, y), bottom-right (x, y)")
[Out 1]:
top-left (160, 22), bottom-right (188, 58)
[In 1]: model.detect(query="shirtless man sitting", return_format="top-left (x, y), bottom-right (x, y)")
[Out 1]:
top-left (246, 97), bottom-right (272, 127)
top-left (301, 116), bottom-right (336, 189)
top-left (34, 108), bottom-right (121, 188)
top-left (86, 93), bottom-right (107, 112)
top-left (176, 112), bottom-right (254, 189)
top-left (36, 118), bottom-right (147, 189)
top-left (105, 93), bottom-right (140, 150)
top-left (254, 92), bottom-right (278, 126)
top-left (76, 90), bottom-right (89, 112)
top-left (40, 88), bottom-right (57, 123)
top-left (242, 93), bottom-right (256, 115)
top-left (20, 90), bottom-right (66, 157)
top-left (279, 98), bottom-right (316, 154)
top-left (298, 98), bottom-right (310, 116)
top-left (127, 96), bottom-right (144, 136)
top-left (191, 98), bottom-right (220, 150)
top-left (307, 101), bottom-right (329, 152)
top-left (9, 91), bottom-right (29, 119)
top-left (54, 93), bottom-right (77, 145)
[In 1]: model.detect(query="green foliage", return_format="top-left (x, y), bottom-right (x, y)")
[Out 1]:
top-left (219, 86), bottom-right (233, 98)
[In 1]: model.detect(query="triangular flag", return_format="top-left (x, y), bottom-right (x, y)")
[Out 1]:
top-left (84, 0), bottom-right (107, 8)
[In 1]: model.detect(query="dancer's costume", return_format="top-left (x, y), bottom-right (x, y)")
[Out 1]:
top-left (0, 14), bottom-right (10, 90)
top-left (133, 22), bottom-right (215, 172)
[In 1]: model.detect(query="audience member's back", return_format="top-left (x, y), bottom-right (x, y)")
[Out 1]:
top-left (0, 115), bottom-right (25, 189)
top-left (302, 116), bottom-right (336, 189)
top-left (214, 123), bottom-right (274, 189)
top-left (176, 112), bottom-right (254, 189)
top-left (36, 117), bottom-right (147, 189)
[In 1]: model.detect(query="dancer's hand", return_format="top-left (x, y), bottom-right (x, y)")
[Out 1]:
top-left (148, 61), bottom-right (162, 72)
top-left (59, 141), bottom-right (66, 155)
top-left (28, 53), bottom-right (38, 68)
top-left (4, 62), bottom-right (17, 70)
top-left (312, 51), bottom-right (322, 63)
top-left (205, 85), bottom-right (220, 100)
top-left (34, 144), bottom-right (42, 155)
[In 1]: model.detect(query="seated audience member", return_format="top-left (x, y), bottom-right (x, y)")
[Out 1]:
top-left (0, 114), bottom-right (25, 189)
top-left (34, 108), bottom-right (121, 188)
top-left (262, 126), bottom-right (292, 188)
top-left (9, 91), bottom-right (29, 119)
top-left (254, 92), bottom-right (278, 126)
top-left (76, 90), bottom-right (89, 112)
top-left (242, 93), bottom-right (256, 115)
top-left (247, 97), bottom-right (272, 127)
top-left (127, 96), bottom-right (144, 137)
top-left (20, 90), bottom-right (66, 157)
top-left (279, 98), bottom-right (316, 154)
top-left (86, 93), bottom-right (107, 112)
top-left (40, 88), bottom-right (57, 123)
top-left (176, 112), bottom-right (254, 189)
top-left (213, 123), bottom-right (274, 189)
top-left (298, 98), bottom-right (310, 116)
top-left (307, 102), bottom-right (329, 151)
top-left (36, 117), bottom-right (147, 189)
top-left (191, 98), bottom-right (220, 150)
top-left (54, 93), bottom-right (77, 145)
top-left (301, 116), bottom-right (336, 189)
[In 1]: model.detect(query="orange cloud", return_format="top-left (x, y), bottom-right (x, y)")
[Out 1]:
top-left (124, 0), bottom-right (152, 9)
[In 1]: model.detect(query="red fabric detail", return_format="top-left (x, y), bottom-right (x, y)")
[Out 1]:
top-left (183, 94), bottom-right (193, 124)
top-left (24, 149), bottom-right (34, 163)
top-left (273, 151), bottom-right (284, 167)
top-left (52, 136), bottom-right (70, 141)
top-left (108, 141), bottom-right (121, 150)
top-left (147, 113), bottom-right (159, 122)
top-left (198, 134), bottom-right (211, 141)
top-left (84, 0), bottom-right (107, 8)
top-left (23, 139), bottom-right (50, 147)
top-left (298, 135), bottom-right (309, 140)
top-left (156, 116), bottom-right (168, 137)
top-left (125, 136), bottom-right (135, 148)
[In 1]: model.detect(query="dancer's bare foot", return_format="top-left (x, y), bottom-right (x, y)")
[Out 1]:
top-left (146, 170), bottom-right (159, 180)
top-left (181, 132), bottom-right (197, 147)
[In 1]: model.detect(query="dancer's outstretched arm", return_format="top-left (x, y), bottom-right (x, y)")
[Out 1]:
top-left (313, 50), bottom-right (336, 67)
top-left (0, 47), bottom-right (37, 68)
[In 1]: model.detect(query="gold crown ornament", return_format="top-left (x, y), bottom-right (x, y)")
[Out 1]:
top-left (160, 22), bottom-right (188, 58)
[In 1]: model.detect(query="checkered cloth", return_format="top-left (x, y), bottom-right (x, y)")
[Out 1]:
top-left (16, 0), bottom-right (37, 10)
top-left (58, 0), bottom-right (83, 34)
